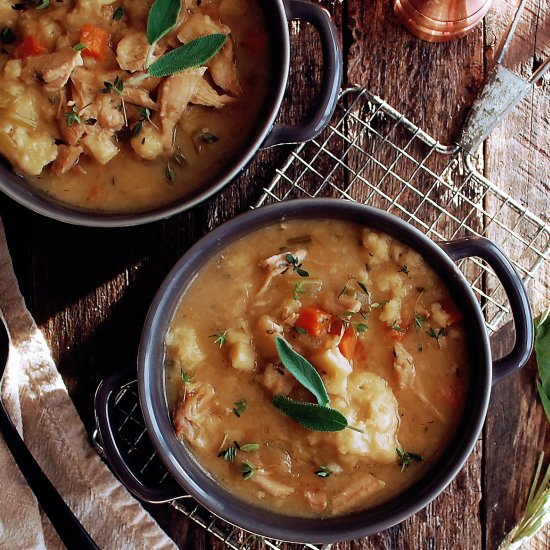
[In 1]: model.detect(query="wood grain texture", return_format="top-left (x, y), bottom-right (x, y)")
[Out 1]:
top-left (0, 0), bottom-right (548, 548)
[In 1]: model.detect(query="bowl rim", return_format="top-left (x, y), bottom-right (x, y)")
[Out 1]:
top-left (137, 198), bottom-right (492, 543)
top-left (0, 0), bottom-right (291, 227)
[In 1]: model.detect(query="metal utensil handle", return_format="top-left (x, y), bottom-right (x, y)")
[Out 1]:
top-left (0, 323), bottom-right (99, 550)
top-left (441, 237), bottom-right (534, 383)
top-left (262, 0), bottom-right (342, 147)
top-left (94, 369), bottom-right (186, 503)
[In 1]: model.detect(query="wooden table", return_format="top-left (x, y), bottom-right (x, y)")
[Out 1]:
top-left (0, 0), bottom-right (548, 548)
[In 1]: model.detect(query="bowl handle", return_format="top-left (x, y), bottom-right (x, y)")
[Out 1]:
top-left (261, 0), bottom-right (342, 148)
top-left (440, 237), bottom-right (534, 384)
top-left (94, 369), bottom-right (187, 503)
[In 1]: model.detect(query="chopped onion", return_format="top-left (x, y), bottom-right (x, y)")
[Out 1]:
top-left (0, 89), bottom-right (16, 109)
top-left (8, 111), bottom-right (38, 130)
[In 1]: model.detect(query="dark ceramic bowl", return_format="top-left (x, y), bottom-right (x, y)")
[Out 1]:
top-left (98, 199), bottom-right (533, 543)
top-left (0, 0), bottom-right (341, 227)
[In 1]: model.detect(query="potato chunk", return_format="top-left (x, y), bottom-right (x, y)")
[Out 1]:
top-left (310, 347), bottom-right (352, 396)
top-left (227, 329), bottom-right (255, 372)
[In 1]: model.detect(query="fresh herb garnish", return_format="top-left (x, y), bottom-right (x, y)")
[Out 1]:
top-left (131, 121), bottom-right (143, 137)
top-left (356, 322), bottom-right (368, 333)
top-left (535, 309), bottom-right (550, 421)
top-left (398, 265), bottom-right (409, 275)
top-left (100, 76), bottom-right (127, 126)
top-left (293, 281), bottom-right (306, 300)
top-left (198, 130), bottom-right (218, 144)
top-left (218, 441), bottom-right (239, 462)
top-left (275, 337), bottom-right (329, 407)
top-left (72, 43), bottom-right (87, 52)
top-left (498, 452), bottom-right (550, 549)
top-left (233, 399), bottom-right (247, 417)
top-left (396, 447), bottom-right (423, 471)
top-left (165, 162), bottom-right (176, 184)
top-left (426, 326), bottom-right (446, 347)
top-left (180, 369), bottom-right (192, 384)
top-left (414, 313), bottom-right (427, 332)
top-left (210, 329), bottom-right (228, 348)
top-left (239, 443), bottom-right (260, 452)
top-left (240, 460), bottom-right (257, 480)
top-left (64, 105), bottom-right (81, 126)
top-left (315, 466), bottom-right (332, 478)
top-left (113, 6), bottom-right (124, 21)
top-left (285, 253), bottom-right (309, 278)
top-left (272, 396), bottom-right (363, 433)
top-left (339, 277), bottom-right (369, 299)
top-left (0, 28), bottom-right (16, 44)
top-left (149, 34), bottom-right (226, 77)
top-left (146, 0), bottom-right (182, 57)
top-left (35, 0), bottom-right (48, 8)
top-left (294, 326), bottom-right (308, 335)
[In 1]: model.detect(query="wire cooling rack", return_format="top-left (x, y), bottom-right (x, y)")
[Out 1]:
top-left (256, 87), bottom-right (549, 332)
top-left (93, 87), bottom-right (549, 550)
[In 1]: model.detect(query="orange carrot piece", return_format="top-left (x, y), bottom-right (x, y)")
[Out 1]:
top-left (338, 327), bottom-right (357, 360)
top-left (295, 305), bottom-right (331, 336)
top-left (79, 24), bottom-right (110, 59)
top-left (15, 36), bottom-right (48, 58)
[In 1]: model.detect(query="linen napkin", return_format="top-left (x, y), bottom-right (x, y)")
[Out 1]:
top-left (0, 217), bottom-right (177, 550)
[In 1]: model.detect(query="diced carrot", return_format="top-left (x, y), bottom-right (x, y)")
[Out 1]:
top-left (79, 24), bottom-right (110, 59)
top-left (328, 318), bottom-right (343, 335)
top-left (15, 36), bottom-right (48, 58)
top-left (338, 327), bottom-right (357, 360)
top-left (294, 305), bottom-right (331, 336)
top-left (440, 298), bottom-right (463, 326)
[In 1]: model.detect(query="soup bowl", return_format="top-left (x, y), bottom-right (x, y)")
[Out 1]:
top-left (96, 199), bottom-right (533, 543)
top-left (0, 0), bottom-right (341, 227)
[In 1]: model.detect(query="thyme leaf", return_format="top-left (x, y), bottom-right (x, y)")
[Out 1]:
top-left (293, 281), bottom-right (306, 300)
top-left (396, 447), bottom-right (423, 472)
top-left (285, 253), bottom-right (309, 278)
top-left (233, 399), bottom-right (247, 417)
top-left (315, 466), bottom-right (332, 478)
top-left (210, 329), bottom-right (228, 348)
top-left (240, 460), bottom-right (257, 480)
top-left (426, 326), bottom-right (446, 347)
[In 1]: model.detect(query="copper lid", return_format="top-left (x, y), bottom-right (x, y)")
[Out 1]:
top-left (394, 0), bottom-right (493, 42)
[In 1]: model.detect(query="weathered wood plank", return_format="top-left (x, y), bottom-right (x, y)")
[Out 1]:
top-left (483, 0), bottom-right (549, 548)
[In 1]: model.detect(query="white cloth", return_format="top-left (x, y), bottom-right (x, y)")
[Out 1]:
top-left (0, 218), bottom-right (177, 550)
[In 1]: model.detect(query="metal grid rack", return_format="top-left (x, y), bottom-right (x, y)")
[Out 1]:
top-left (93, 87), bottom-right (549, 550)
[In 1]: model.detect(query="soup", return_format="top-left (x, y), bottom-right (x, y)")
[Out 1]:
top-left (0, 0), bottom-right (270, 212)
top-left (164, 219), bottom-right (468, 517)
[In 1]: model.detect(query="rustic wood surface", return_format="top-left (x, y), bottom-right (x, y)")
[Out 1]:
top-left (0, 0), bottom-right (548, 548)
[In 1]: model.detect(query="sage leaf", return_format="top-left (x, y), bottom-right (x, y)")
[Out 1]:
top-left (275, 337), bottom-right (329, 407)
top-left (147, 0), bottom-right (182, 45)
top-left (148, 34), bottom-right (227, 77)
top-left (272, 395), bottom-right (356, 432)
top-left (537, 382), bottom-right (550, 423)
top-left (535, 309), bottom-right (550, 396)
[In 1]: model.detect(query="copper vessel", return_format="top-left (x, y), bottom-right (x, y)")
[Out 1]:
top-left (394, 0), bottom-right (493, 42)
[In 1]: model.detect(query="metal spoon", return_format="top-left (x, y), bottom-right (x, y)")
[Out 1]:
top-left (0, 319), bottom-right (99, 550)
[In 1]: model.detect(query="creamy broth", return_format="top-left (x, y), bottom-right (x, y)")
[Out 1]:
top-left (165, 219), bottom-right (469, 517)
top-left (0, 0), bottom-right (270, 212)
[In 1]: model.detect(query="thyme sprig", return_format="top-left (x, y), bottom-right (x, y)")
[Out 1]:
top-left (396, 447), bottom-right (423, 472)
